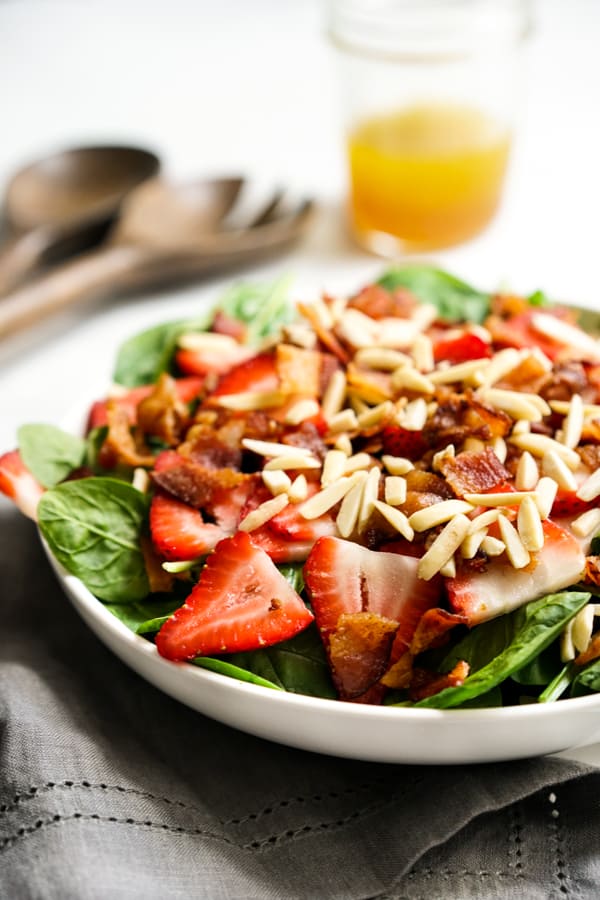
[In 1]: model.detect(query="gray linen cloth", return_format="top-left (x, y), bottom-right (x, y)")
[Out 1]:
top-left (2, 501), bottom-right (600, 900)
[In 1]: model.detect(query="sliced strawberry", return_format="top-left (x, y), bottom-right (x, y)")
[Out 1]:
top-left (381, 425), bottom-right (428, 460)
top-left (269, 484), bottom-right (337, 542)
top-left (247, 526), bottom-right (315, 563)
top-left (155, 531), bottom-right (314, 660)
top-left (447, 518), bottom-right (586, 625)
top-left (0, 450), bottom-right (45, 520)
top-left (87, 377), bottom-right (204, 430)
top-left (150, 493), bottom-right (225, 561)
top-left (551, 489), bottom-right (596, 518)
top-left (304, 537), bottom-right (441, 643)
top-left (174, 343), bottom-right (252, 377)
top-left (210, 352), bottom-right (279, 399)
top-left (487, 310), bottom-right (566, 361)
top-left (433, 332), bottom-right (492, 365)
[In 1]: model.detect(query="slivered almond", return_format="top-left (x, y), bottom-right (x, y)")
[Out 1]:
top-left (334, 434), bottom-right (353, 456)
top-left (541, 451), bottom-right (578, 491)
top-left (439, 557), bottom-right (457, 578)
top-left (262, 469), bottom-right (292, 496)
top-left (576, 468), bottom-right (600, 503)
top-left (344, 452), bottom-right (373, 474)
top-left (411, 333), bottom-right (434, 373)
top-left (162, 559), bottom-right (200, 573)
top-left (560, 394), bottom-right (584, 449)
top-left (515, 451), bottom-right (539, 490)
top-left (467, 509), bottom-right (501, 533)
top-left (409, 499), bottom-right (475, 532)
top-left (534, 476), bottom-right (558, 519)
top-left (349, 395), bottom-right (369, 416)
top-left (478, 348), bottom-right (524, 387)
top-left (551, 400), bottom-right (600, 418)
top-left (178, 331), bottom-right (239, 351)
top-left (357, 466), bottom-right (382, 533)
top-left (509, 433), bottom-right (581, 469)
top-left (382, 455), bottom-right (414, 475)
top-left (299, 473), bottom-right (361, 520)
top-left (417, 515), bottom-right (471, 581)
top-left (571, 507), bottom-right (600, 538)
top-left (432, 444), bottom-right (455, 472)
top-left (517, 495), bottom-right (544, 552)
top-left (498, 516), bottom-right (530, 568)
top-left (321, 450), bottom-right (348, 486)
top-left (481, 535), bottom-right (506, 556)
top-left (327, 408), bottom-right (359, 434)
top-left (375, 317), bottom-right (420, 349)
top-left (357, 401), bottom-right (394, 430)
top-left (561, 621), bottom-right (576, 662)
top-left (461, 528), bottom-right (487, 559)
top-left (243, 438), bottom-right (314, 459)
top-left (264, 455), bottom-right (321, 471)
top-left (283, 398), bottom-right (320, 425)
top-left (391, 367), bottom-right (435, 395)
top-left (463, 491), bottom-right (533, 507)
top-left (354, 347), bottom-right (411, 371)
top-left (512, 419), bottom-right (531, 435)
top-left (217, 390), bottom-right (287, 411)
top-left (489, 436), bottom-right (507, 464)
top-left (373, 499), bottom-right (414, 540)
top-left (430, 358), bottom-right (490, 385)
top-left (282, 322), bottom-right (317, 349)
top-left (398, 397), bottom-right (428, 430)
top-left (327, 294), bottom-right (348, 323)
top-left (384, 475), bottom-right (407, 506)
top-left (321, 370), bottom-right (347, 420)
top-left (336, 472), bottom-right (368, 537)
top-left (531, 313), bottom-right (600, 361)
top-left (572, 605), bottom-right (595, 653)
top-left (477, 388), bottom-right (545, 422)
top-left (337, 308), bottom-right (378, 348)
top-left (463, 437), bottom-right (486, 453)
top-left (132, 468), bottom-right (150, 493)
top-left (288, 474), bottom-right (308, 502)
top-left (238, 493), bottom-right (289, 532)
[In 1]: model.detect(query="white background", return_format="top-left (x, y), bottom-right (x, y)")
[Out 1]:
top-left (1, 0), bottom-right (600, 763)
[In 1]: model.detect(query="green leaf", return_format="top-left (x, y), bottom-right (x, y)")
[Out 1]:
top-left (538, 663), bottom-right (574, 703)
top-left (192, 657), bottom-right (284, 691)
top-left (440, 610), bottom-right (517, 674)
top-left (570, 658), bottom-right (600, 697)
top-left (37, 477), bottom-right (150, 602)
top-left (377, 264), bottom-right (490, 324)
top-left (113, 313), bottom-right (213, 387)
top-left (105, 596), bottom-right (183, 633)
top-left (412, 591), bottom-right (590, 709)
top-left (511, 641), bottom-right (563, 686)
top-left (217, 276), bottom-right (294, 345)
top-left (590, 533), bottom-right (600, 556)
top-left (527, 289), bottom-right (551, 307)
top-left (227, 624), bottom-right (336, 699)
top-left (278, 563), bottom-right (305, 595)
top-left (18, 424), bottom-right (86, 488)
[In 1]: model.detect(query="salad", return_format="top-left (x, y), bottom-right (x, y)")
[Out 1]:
top-left (3, 265), bottom-right (600, 710)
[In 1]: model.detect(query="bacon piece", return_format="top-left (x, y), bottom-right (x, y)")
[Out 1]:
top-left (275, 343), bottom-right (322, 398)
top-left (540, 362), bottom-right (588, 403)
top-left (136, 373), bottom-right (189, 447)
top-left (328, 611), bottom-right (399, 699)
top-left (178, 421), bottom-right (244, 470)
top-left (409, 608), bottom-right (468, 655)
top-left (438, 447), bottom-right (511, 497)
top-left (409, 660), bottom-right (470, 701)
top-left (98, 402), bottom-right (155, 469)
top-left (575, 632), bottom-right (600, 667)
top-left (140, 535), bottom-right (175, 594)
top-left (463, 395), bottom-right (512, 439)
top-left (380, 650), bottom-right (413, 690)
top-left (297, 301), bottom-right (350, 364)
top-left (282, 421), bottom-right (328, 458)
top-left (152, 455), bottom-right (249, 509)
top-left (348, 284), bottom-right (418, 320)
top-left (579, 445), bottom-right (600, 470)
top-left (583, 556), bottom-right (600, 589)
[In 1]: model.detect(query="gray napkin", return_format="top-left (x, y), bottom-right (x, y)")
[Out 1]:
top-left (2, 501), bottom-right (600, 900)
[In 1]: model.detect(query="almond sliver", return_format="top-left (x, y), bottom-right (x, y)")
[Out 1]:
top-left (576, 468), bottom-right (600, 503)
top-left (299, 473), bottom-right (361, 520)
top-left (238, 493), bottom-right (289, 532)
top-left (373, 499), bottom-right (414, 540)
top-left (517, 495), bottom-right (544, 552)
top-left (242, 438), bottom-right (314, 458)
top-left (409, 499), bottom-right (475, 532)
top-left (498, 516), bottom-right (530, 569)
top-left (336, 473), bottom-right (368, 538)
top-left (417, 515), bottom-right (471, 581)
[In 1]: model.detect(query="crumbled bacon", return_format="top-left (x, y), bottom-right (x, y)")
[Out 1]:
top-left (136, 373), bottom-right (190, 447)
top-left (583, 556), bottom-right (600, 589)
top-left (282, 422), bottom-right (328, 459)
top-left (539, 362), bottom-right (589, 402)
top-left (409, 608), bottom-right (468, 655)
top-left (348, 284), bottom-right (418, 320)
top-left (328, 611), bottom-right (398, 699)
top-left (409, 660), bottom-right (470, 701)
top-left (579, 444), bottom-right (600, 470)
top-left (98, 401), bottom-right (155, 469)
top-left (152, 459), bottom-right (249, 509)
top-left (438, 447), bottom-right (511, 497)
top-left (275, 343), bottom-right (323, 397)
top-left (575, 632), bottom-right (600, 667)
top-left (140, 535), bottom-right (175, 594)
top-left (178, 422), bottom-right (244, 470)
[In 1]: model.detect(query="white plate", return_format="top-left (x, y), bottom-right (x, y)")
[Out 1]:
top-left (43, 546), bottom-right (600, 765)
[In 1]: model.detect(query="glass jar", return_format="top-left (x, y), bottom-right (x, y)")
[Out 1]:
top-left (328, 0), bottom-right (533, 254)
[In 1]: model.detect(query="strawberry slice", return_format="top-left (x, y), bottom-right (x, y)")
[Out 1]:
top-left (269, 484), bottom-right (337, 542)
top-left (87, 377), bottom-right (204, 430)
top-left (0, 450), bottom-right (45, 520)
top-left (210, 352), bottom-right (279, 399)
top-left (155, 531), bottom-right (314, 660)
top-left (247, 526), bottom-right (315, 563)
top-left (150, 493), bottom-right (225, 561)
top-left (381, 425), bottom-right (428, 460)
top-left (175, 343), bottom-right (253, 377)
top-left (433, 332), bottom-right (492, 365)
top-left (447, 518), bottom-right (586, 625)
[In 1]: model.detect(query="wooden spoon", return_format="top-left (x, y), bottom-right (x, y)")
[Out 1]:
top-left (0, 145), bottom-right (160, 295)
top-left (0, 176), bottom-right (313, 339)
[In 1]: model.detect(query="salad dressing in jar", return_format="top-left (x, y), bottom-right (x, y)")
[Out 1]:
top-left (329, 0), bottom-right (532, 254)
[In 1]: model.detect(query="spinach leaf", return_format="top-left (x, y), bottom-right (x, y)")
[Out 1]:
top-left (527, 289), bottom-right (551, 307)
top-left (440, 610), bottom-right (517, 674)
top-left (192, 657), bottom-right (284, 691)
top-left (105, 595), bottom-right (183, 633)
top-left (113, 313), bottom-right (213, 387)
top-left (538, 663), bottom-right (575, 703)
top-left (18, 424), bottom-right (86, 488)
top-left (218, 275), bottom-right (294, 345)
top-left (590, 533), bottom-right (600, 556)
top-left (412, 591), bottom-right (590, 709)
top-left (570, 658), bottom-right (600, 697)
top-left (278, 563), bottom-right (305, 595)
top-left (377, 265), bottom-right (490, 324)
top-left (38, 477), bottom-right (150, 602)
top-left (227, 624), bottom-right (336, 699)
top-left (511, 642), bottom-right (563, 686)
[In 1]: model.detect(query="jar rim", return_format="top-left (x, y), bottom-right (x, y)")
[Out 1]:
top-left (327, 0), bottom-right (534, 62)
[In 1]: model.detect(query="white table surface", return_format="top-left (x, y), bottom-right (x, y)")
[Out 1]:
top-left (1, 0), bottom-right (600, 764)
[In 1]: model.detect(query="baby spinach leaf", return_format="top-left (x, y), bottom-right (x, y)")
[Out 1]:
top-left (538, 663), bottom-right (575, 703)
top-left (192, 657), bottom-right (284, 691)
top-left (440, 610), bottom-right (517, 674)
top-left (570, 659), bottom-right (600, 697)
top-left (511, 641), bottom-right (563, 686)
top-left (113, 313), bottom-right (213, 387)
top-left (18, 424), bottom-right (86, 488)
top-left (38, 477), bottom-right (150, 603)
top-left (377, 264), bottom-right (490, 324)
top-left (278, 563), bottom-right (305, 595)
top-left (105, 595), bottom-right (183, 632)
top-left (227, 624), bottom-right (336, 699)
top-left (217, 275), bottom-right (295, 345)
top-left (412, 591), bottom-right (590, 709)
